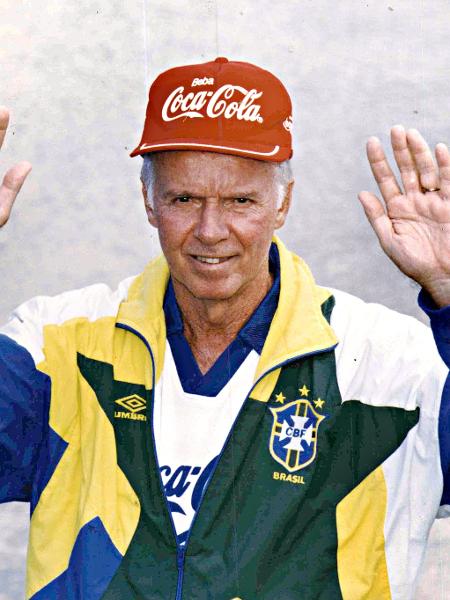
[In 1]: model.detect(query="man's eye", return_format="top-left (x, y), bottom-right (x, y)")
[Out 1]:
top-left (234, 197), bottom-right (251, 204)
top-left (174, 196), bottom-right (191, 203)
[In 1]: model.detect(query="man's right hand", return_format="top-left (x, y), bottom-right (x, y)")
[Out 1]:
top-left (0, 106), bottom-right (31, 227)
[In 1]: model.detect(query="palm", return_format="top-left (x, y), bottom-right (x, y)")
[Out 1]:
top-left (359, 126), bottom-right (450, 307)
top-left (384, 189), bottom-right (450, 279)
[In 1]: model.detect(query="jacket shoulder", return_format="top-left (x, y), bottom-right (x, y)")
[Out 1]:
top-left (327, 286), bottom-right (431, 337)
top-left (325, 287), bottom-right (447, 414)
top-left (0, 275), bottom-right (136, 365)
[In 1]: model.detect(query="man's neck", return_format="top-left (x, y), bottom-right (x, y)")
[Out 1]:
top-left (172, 270), bottom-right (273, 374)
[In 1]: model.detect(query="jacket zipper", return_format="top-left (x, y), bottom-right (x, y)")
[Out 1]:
top-left (117, 321), bottom-right (336, 600)
top-left (175, 546), bottom-right (186, 600)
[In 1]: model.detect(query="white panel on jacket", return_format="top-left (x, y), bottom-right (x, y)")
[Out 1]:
top-left (0, 276), bottom-right (136, 365)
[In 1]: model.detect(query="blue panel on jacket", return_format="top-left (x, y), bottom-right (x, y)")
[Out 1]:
top-left (0, 334), bottom-right (51, 503)
top-left (418, 291), bottom-right (450, 506)
top-left (439, 374), bottom-right (450, 507)
top-left (31, 426), bottom-right (68, 515)
top-left (30, 516), bottom-right (123, 599)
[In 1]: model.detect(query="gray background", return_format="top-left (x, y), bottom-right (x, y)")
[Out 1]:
top-left (1, 0), bottom-right (449, 597)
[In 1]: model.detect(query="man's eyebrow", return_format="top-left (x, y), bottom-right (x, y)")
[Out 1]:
top-left (161, 189), bottom-right (200, 198)
top-left (223, 190), bottom-right (261, 198)
top-left (161, 189), bottom-right (262, 198)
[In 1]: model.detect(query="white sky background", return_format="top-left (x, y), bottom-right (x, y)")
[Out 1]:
top-left (1, 0), bottom-right (450, 597)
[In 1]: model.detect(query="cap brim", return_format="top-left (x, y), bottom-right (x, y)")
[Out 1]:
top-left (130, 140), bottom-right (292, 162)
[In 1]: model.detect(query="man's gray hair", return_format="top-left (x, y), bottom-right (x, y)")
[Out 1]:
top-left (141, 153), bottom-right (293, 209)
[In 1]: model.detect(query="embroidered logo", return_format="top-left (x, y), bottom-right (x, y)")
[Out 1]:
top-left (161, 84), bottom-right (264, 123)
top-left (114, 394), bottom-right (147, 422)
top-left (283, 115), bottom-right (293, 131)
top-left (269, 399), bottom-right (324, 473)
top-left (191, 77), bottom-right (215, 86)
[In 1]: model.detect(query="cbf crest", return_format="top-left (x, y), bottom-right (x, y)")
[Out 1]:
top-left (269, 399), bottom-right (325, 473)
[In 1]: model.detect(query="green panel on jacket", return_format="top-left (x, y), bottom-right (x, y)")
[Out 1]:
top-left (76, 353), bottom-right (179, 600)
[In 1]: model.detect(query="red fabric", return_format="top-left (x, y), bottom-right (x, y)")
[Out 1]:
top-left (130, 57), bottom-right (293, 162)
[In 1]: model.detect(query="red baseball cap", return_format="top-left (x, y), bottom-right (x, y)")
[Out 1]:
top-left (130, 57), bottom-right (293, 162)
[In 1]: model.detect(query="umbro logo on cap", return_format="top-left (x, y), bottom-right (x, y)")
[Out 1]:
top-left (130, 57), bottom-right (293, 162)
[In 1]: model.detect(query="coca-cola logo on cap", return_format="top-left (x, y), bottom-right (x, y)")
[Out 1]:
top-left (161, 84), bottom-right (264, 124)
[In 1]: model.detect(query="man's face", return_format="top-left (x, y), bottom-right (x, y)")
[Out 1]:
top-left (144, 151), bottom-right (292, 302)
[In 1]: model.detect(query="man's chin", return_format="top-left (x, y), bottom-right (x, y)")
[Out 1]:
top-left (173, 276), bottom-right (242, 302)
top-left (185, 285), bottom-right (240, 302)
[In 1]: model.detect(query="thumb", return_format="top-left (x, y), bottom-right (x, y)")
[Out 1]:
top-left (358, 190), bottom-right (393, 253)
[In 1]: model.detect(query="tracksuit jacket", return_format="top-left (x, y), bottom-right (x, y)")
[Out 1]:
top-left (0, 236), bottom-right (449, 600)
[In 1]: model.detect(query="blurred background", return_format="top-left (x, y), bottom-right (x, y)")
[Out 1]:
top-left (1, 0), bottom-right (449, 597)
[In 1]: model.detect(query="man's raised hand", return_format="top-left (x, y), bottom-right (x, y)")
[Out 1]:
top-left (359, 126), bottom-right (450, 307)
top-left (0, 106), bottom-right (32, 227)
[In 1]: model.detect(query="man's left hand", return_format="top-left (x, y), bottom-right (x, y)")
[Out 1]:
top-left (360, 126), bottom-right (450, 308)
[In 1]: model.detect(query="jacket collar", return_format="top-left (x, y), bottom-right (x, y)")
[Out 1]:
top-left (116, 236), bottom-right (338, 383)
top-left (255, 236), bottom-right (338, 380)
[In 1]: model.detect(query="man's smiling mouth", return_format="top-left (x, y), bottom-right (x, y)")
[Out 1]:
top-left (193, 256), bottom-right (232, 264)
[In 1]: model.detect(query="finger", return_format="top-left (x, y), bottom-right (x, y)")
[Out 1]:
top-left (366, 136), bottom-right (402, 203)
top-left (406, 128), bottom-right (440, 191)
top-left (358, 191), bottom-right (394, 254)
top-left (0, 161), bottom-right (32, 227)
top-left (0, 106), bottom-right (10, 150)
top-left (436, 143), bottom-right (450, 199)
top-left (391, 125), bottom-right (421, 194)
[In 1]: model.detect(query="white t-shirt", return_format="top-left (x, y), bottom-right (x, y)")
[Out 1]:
top-left (153, 341), bottom-right (260, 542)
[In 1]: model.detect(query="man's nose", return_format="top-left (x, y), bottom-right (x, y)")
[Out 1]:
top-left (194, 199), bottom-right (229, 244)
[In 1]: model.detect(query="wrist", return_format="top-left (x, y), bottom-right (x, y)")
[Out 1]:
top-left (421, 279), bottom-right (450, 309)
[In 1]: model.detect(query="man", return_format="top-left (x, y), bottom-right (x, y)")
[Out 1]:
top-left (0, 57), bottom-right (449, 599)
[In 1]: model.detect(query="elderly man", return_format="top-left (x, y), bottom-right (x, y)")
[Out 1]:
top-left (0, 57), bottom-right (449, 600)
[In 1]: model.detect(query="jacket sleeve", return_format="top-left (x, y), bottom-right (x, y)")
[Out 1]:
top-left (0, 333), bottom-right (50, 503)
top-left (419, 290), bottom-right (450, 516)
top-left (0, 279), bottom-right (134, 506)
top-left (0, 294), bottom-right (59, 505)
top-left (331, 287), bottom-right (450, 520)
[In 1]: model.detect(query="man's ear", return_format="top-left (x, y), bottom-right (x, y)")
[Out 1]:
top-left (274, 180), bottom-right (294, 230)
top-left (142, 182), bottom-right (157, 227)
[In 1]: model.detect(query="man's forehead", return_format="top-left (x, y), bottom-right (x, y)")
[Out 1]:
top-left (152, 150), bottom-right (278, 186)
top-left (152, 150), bottom-right (276, 195)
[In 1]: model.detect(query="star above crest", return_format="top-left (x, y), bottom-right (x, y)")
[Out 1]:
top-left (313, 397), bottom-right (325, 409)
top-left (299, 384), bottom-right (310, 397)
top-left (275, 392), bottom-right (286, 404)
